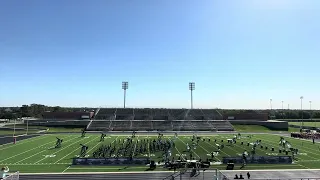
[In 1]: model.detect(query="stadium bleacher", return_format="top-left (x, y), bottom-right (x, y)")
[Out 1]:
top-left (87, 108), bottom-right (234, 131)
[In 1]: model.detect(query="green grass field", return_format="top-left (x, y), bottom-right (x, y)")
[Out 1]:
top-left (0, 133), bottom-right (319, 173)
top-left (289, 121), bottom-right (320, 127)
top-left (0, 124), bottom-right (84, 135)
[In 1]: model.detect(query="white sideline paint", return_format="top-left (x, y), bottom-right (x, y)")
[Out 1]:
top-left (177, 137), bottom-right (201, 158)
top-left (18, 168), bottom-right (320, 175)
top-left (61, 135), bottom-right (120, 173)
top-left (0, 134), bottom-right (49, 150)
top-left (0, 135), bottom-right (65, 162)
top-left (11, 135), bottom-right (76, 164)
top-left (35, 136), bottom-right (92, 164)
top-left (55, 136), bottom-right (99, 164)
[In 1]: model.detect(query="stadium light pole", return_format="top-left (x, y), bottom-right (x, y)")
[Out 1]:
top-left (300, 96), bottom-right (304, 130)
top-left (122, 82), bottom-right (128, 108)
top-left (189, 82), bottom-right (195, 109)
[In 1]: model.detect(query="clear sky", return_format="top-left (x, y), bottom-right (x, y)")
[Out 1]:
top-left (0, 0), bottom-right (320, 109)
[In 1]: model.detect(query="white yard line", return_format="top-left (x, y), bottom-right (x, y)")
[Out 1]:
top-left (55, 136), bottom-right (99, 164)
top-left (14, 149), bottom-right (49, 164)
top-left (197, 142), bottom-right (221, 161)
top-left (35, 136), bottom-right (91, 164)
top-left (166, 137), bottom-right (186, 161)
top-left (0, 135), bottom-right (49, 150)
top-left (258, 136), bottom-right (316, 160)
top-left (62, 165), bottom-right (70, 173)
top-left (61, 135), bottom-right (120, 173)
top-left (177, 137), bottom-right (200, 159)
top-left (11, 135), bottom-right (76, 164)
top-left (0, 163), bottom-right (70, 166)
top-left (0, 135), bottom-right (73, 163)
top-left (203, 140), bottom-right (231, 157)
top-left (250, 136), bottom-right (310, 169)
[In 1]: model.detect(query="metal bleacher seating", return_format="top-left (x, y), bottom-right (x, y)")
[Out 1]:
top-left (87, 108), bottom-right (234, 131)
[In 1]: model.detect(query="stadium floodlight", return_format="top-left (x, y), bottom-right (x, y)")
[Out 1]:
top-left (189, 82), bottom-right (195, 109)
top-left (270, 99), bottom-right (272, 110)
top-left (122, 81), bottom-right (128, 108)
top-left (300, 96), bottom-right (304, 129)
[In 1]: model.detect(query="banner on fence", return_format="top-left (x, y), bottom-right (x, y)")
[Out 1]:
top-left (222, 156), bottom-right (292, 164)
top-left (72, 158), bottom-right (150, 166)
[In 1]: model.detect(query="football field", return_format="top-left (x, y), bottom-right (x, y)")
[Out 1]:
top-left (0, 133), bottom-right (320, 173)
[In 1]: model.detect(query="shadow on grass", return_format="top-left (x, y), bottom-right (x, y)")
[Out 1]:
top-left (145, 167), bottom-right (156, 171)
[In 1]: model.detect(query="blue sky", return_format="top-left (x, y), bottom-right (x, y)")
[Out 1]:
top-left (0, 0), bottom-right (320, 109)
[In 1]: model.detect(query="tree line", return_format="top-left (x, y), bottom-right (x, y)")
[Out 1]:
top-left (0, 104), bottom-right (320, 120)
top-left (0, 104), bottom-right (90, 120)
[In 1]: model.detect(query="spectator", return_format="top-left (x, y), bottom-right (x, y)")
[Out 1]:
top-left (234, 174), bottom-right (239, 179)
top-left (0, 166), bottom-right (9, 180)
top-left (239, 174), bottom-right (244, 179)
top-left (247, 172), bottom-right (251, 179)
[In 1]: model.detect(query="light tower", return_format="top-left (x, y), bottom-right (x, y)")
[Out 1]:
top-left (122, 81), bottom-right (128, 108)
top-left (189, 82), bottom-right (195, 109)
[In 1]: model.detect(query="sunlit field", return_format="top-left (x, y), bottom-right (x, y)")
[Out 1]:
top-left (0, 133), bottom-right (319, 173)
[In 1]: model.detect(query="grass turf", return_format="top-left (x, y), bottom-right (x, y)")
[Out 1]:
top-left (0, 133), bottom-right (319, 173)
top-left (232, 125), bottom-right (273, 132)
top-left (0, 124), bottom-right (83, 135)
top-left (289, 122), bottom-right (320, 128)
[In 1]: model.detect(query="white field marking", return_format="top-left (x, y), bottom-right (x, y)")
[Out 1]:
top-left (0, 135), bottom-right (73, 163)
top-left (62, 165), bottom-right (70, 173)
top-left (177, 137), bottom-right (200, 159)
top-left (258, 136), bottom-right (316, 160)
top-left (222, 140), bottom-right (253, 156)
top-left (0, 135), bottom-right (49, 151)
top-left (197, 143), bottom-right (221, 161)
top-left (16, 168), bottom-right (320, 175)
top-left (287, 140), bottom-right (320, 156)
top-left (11, 135), bottom-right (76, 164)
top-left (278, 136), bottom-right (320, 155)
top-left (58, 135), bottom-right (120, 165)
top-left (296, 163), bottom-right (309, 169)
top-left (269, 134), bottom-right (320, 153)
top-left (0, 163), bottom-right (70, 166)
top-left (14, 149), bottom-right (50, 164)
top-left (35, 136), bottom-right (92, 164)
top-left (167, 137), bottom-right (186, 161)
top-left (203, 141), bottom-right (230, 157)
top-left (251, 137), bottom-right (310, 169)
top-left (55, 136), bottom-right (100, 164)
